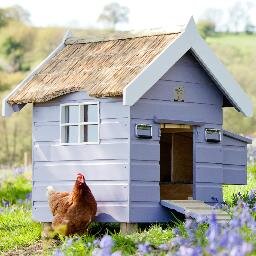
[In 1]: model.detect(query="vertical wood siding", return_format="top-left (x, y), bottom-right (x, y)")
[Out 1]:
top-left (129, 52), bottom-right (224, 221)
top-left (32, 92), bottom-right (130, 222)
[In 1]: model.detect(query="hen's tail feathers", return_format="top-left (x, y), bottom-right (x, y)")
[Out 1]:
top-left (47, 186), bottom-right (55, 197)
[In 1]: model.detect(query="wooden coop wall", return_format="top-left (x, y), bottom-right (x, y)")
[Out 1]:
top-left (32, 91), bottom-right (130, 223)
top-left (129, 51), bottom-right (224, 222)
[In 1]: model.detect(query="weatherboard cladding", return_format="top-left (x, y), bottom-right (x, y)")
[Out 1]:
top-left (8, 32), bottom-right (180, 105)
top-left (32, 91), bottom-right (130, 222)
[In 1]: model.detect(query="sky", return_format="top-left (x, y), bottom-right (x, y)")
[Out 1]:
top-left (0, 0), bottom-right (255, 30)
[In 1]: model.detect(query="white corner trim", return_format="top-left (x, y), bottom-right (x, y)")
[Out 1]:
top-left (123, 16), bottom-right (253, 117)
top-left (1, 31), bottom-right (71, 117)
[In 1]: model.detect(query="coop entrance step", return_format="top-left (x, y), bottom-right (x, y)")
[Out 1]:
top-left (161, 200), bottom-right (230, 223)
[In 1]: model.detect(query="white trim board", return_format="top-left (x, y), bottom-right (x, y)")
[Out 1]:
top-left (123, 17), bottom-right (253, 117)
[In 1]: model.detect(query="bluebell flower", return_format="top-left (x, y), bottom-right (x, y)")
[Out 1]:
top-left (158, 243), bottom-right (169, 251)
top-left (100, 235), bottom-right (113, 249)
top-left (64, 238), bottom-right (73, 248)
top-left (248, 190), bottom-right (256, 200)
top-left (137, 242), bottom-right (151, 254)
top-left (2, 200), bottom-right (10, 207)
top-left (53, 249), bottom-right (64, 256)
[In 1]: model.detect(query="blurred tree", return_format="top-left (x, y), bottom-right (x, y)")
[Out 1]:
top-left (0, 5), bottom-right (30, 29)
top-left (0, 21), bottom-right (35, 72)
top-left (3, 5), bottom-right (30, 24)
top-left (227, 1), bottom-right (254, 33)
top-left (197, 20), bottom-right (216, 39)
top-left (201, 8), bottom-right (223, 31)
top-left (98, 2), bottom-right (129, 29)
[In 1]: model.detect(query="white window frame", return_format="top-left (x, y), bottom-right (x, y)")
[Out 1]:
top-left (60, 102), bottom-right (99, 145)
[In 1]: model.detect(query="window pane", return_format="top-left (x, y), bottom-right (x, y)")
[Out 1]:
top-left (65, 125), bottom-right (78, 143)
top-left (64, 105), bottom-right (79, 123)
top-left (83, 104), bottom-right (98, 122)
top-left (83, 125), bottom-right (98, 142)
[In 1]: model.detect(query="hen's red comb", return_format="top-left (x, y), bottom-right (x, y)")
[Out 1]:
top-left (77, 172), bottom-right (84, 177)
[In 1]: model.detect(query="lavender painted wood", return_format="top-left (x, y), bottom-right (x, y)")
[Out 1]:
top-left (194, 183), bottom-right (223, 203)
top-left (223, 165), bottom-right (247, 185)
top-left (34, 119), bottom-right (129, 142)
top-left (33, 142), bottom-right (129, 161)
top-left (33, 100), bottom-right (129, 123)
top-left (33, 161), bottom-right (129, 181)
top-left (130, 141), bottom-right (159, 161)
top-left (223, 130), bottom-right (252, 144)
top-left (33, 203), bottom-right (128, 222)
top-left (100, 102), bottom-right (129, 119)
top-left (142, 80), bottom-right (222, 106)
top-left (33, 181), bottom-right (128, 201)
top-left (100, 119), bottom-right (129, 139)
top-left (161, 63), bottom-right (215, 85)
top-left (195, 143), bottom-right (223, 164)
top-left (34, 123), bottom-right (59, 142)
top-left (223, 146), bottom-right (247, 166)
top-left (131, 100), bottom-right (223, 125)
top-left (130, 161), bottom-right (160, 181)
top-left (130, 182), bottom-right (160, 202)
top-left (129, 202), bottom-right (171, 222)
top-left (33, 105), bottom-right (60, 122)
top-left (195, 163), bottom-right (223, 183)
top-left (222, 135), bottom-right (247, 147)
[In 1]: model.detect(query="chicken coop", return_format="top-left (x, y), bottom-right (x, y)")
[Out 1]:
top-left (2, 17), bottom-right (253, 224)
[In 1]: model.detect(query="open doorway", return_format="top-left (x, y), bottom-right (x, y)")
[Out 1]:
top-left (160, 124), bottom-right (193, 200)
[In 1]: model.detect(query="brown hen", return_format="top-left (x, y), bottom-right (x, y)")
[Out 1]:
top-left (47, 173), bottom-right (97, 236)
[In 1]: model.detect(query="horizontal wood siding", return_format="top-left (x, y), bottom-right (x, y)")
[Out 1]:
top-left (129, 52), bottom-right (224, 220)
top-left (222, 133), bottom-right (248, 185)
top-left (32, 92), bottom-right (130, 222)
top-left (129, 202), bottom-right (171, 222)
top-left (194, 125), bottom-right (223, 203)
top-left (34, 161), bottom-right (129, 181)
top-left (33, 181), bottom-right (128, 202)
top-left (34, 142), bottom-right (129, 161)
top-left (33, 202), bottom-right (128, 222)
top-left (131, 100), bottom-right (222, 125)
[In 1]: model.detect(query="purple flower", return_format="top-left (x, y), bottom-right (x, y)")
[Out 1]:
top-left (158, 243), bottom-right (169, 251)
top-left (64, 238), bottom-right (73, 248)
top-left (137, 242), bottom-right (151, 254)
top-left (100, 235), bottom-right (113, 249)
top-left (53, 249), bottom-right (64, 256)
top-left (13, 167), bottom-right (25, 176)
top-left (26, 192), bottom-right (32, 201)
top-left (2, 200), bottom-right (10, 207)
top-left (177, 245), bottom-right (202, 256)
top-left (248, 190), bottom-right (256, 200)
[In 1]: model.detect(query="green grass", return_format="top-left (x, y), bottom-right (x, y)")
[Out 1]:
top-left (223, 165), bottom-right (256, 204)
top-left (0, 172), bottom-right (41, 253)
top-left (0, 204), bottom-right (41, 252)
top-left (0, 173), bottom-right (31, 205)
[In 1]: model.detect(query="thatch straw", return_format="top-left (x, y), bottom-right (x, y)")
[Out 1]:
top-left (8, 32), bottom-right (180, 104)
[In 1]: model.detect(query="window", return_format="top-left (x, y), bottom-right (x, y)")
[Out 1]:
top-left (60, 103), bottom-right (99, 144)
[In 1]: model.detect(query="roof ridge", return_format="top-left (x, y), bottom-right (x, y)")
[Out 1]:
top-left (65, 28), bottom-right (182, 45)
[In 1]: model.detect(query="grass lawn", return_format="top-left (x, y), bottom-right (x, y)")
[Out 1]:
top-left (0, 167), bottom-right (255, 255)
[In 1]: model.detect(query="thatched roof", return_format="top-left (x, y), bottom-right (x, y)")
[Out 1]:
top-left (7, 31), bottom-right (180, 104)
